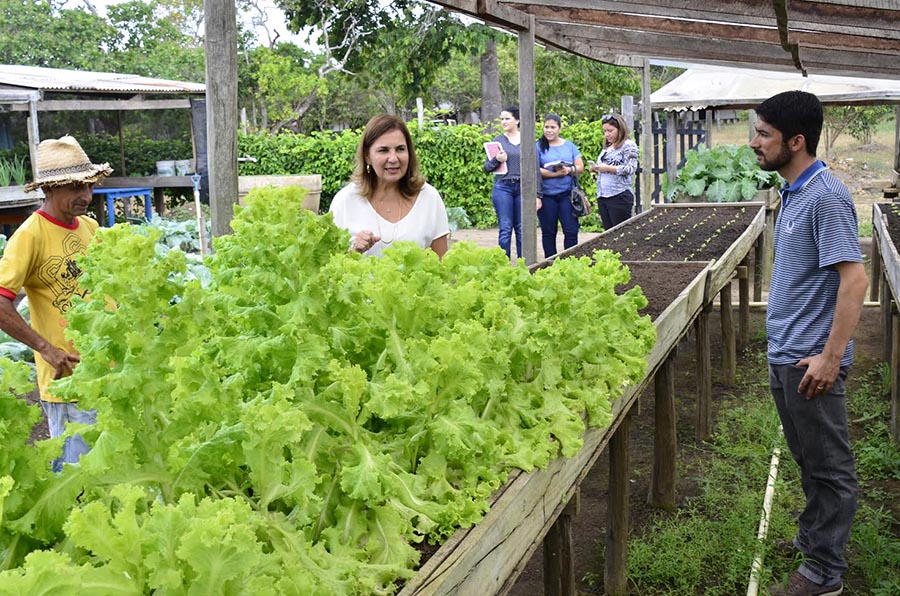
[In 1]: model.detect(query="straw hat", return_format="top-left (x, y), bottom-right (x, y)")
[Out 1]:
top-left (24, 135), bottom-right (113, 192)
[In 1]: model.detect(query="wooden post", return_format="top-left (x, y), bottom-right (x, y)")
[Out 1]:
top-left (518, 16), bottom-right (537, 265)
top-left (882, 276), bottom-right (892, 363)
top-left (893, 310), bottom-right (900, 444)
top-left (204, 0), bottom-right (240, 238)
top-left (738, 261), bottom-right (750, 347)
top-left (763, 197), bottom-right (776, 292)
top-left (665, 111), bottom-right (677, 188)
top-left (649, 351), bottom-right (677, 510)
top-left (748, 109), bottom-right (758, 143)
top-left (543, 491), bottom-right (579, 596)
top-left (720, 281), bottom-right (736, 385)
top-left (871, 226), bottom-right (882, 303)
top-left (116, 110), bottom-right (126, 176)
top-left (605, 413), bottom-right (630, 596)
top-left (154, 188), bottom-right (166, 218)
top-left (641, 60), bottom-right (654, 210)
top-left (753, 236), bottom-right (764, 302)
top-left (26, 100), bottom-right (40, 180)
top-left (705, 110), bottom-right (713, 148)
top-left (695, 305), bottom-right (712, 441)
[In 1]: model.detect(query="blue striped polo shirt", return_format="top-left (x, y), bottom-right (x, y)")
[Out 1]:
top-left (767, 160), bottom-right (862, 366)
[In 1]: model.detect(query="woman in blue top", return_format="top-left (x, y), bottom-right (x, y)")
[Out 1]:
top-left (483, 106), bottom-right (522, 259)
top-left (536, 113), bottom-right (583, 258)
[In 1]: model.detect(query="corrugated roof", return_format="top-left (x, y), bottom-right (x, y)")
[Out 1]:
top-left (650, 64), bottom-right (900, 111)
top-left (0, 65), bottom-right (205, 95)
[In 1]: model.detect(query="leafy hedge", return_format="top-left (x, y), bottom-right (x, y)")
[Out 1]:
top-left (238, 120), bottom-right (611, 229)
top-left (1, 122), bottom-right (612, 229)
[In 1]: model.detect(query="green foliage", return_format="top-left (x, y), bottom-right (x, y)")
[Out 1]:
top-left (664, 144), bottom-right (782, 202)
top-left (0, 186), bottom-right (654, 591)
top-left (0, 158), bottom-right (10, 187)
top-left (77, 132), bottom-right (193, 178)
top-left (0, 1), bottom-right (117, 69)
top-left (851, 504), bottom-right (900, 595)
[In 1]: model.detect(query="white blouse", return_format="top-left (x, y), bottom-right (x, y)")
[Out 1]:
top-left (329, 182), bottom-right (450, 257)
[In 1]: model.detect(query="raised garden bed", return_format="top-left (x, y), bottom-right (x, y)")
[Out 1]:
top-left (403, 205), bottom-right (768, 595)
top-left (566, 204), bottom-right (758, 262)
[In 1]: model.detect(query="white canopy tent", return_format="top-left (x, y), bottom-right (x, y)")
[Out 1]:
top-left (650, 64), bottom-right (900, 111)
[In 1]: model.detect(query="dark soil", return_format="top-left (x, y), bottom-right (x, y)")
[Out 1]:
top-left (879, 202), bottom-right (900, 246)
top-left (565, 204), bottom-right (758, 262)
top-left (622, 261), bottom-right (709, 321)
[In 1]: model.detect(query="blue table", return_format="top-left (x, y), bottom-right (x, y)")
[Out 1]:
top-left (92, 187), bottom-right (153, 227)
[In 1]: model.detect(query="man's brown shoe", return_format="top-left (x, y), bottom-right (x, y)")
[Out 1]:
top-left (768, 571), bottom-right (843, 596)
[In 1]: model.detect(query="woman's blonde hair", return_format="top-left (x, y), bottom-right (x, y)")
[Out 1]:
top-left (352, 114), bottom-right (424, 200)
top-left (602, 113), bottom-right (630, 148)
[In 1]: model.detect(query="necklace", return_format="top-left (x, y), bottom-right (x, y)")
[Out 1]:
top-left (376, 216), bottom-right (396, 244)
top-left (372, 194), bottom-right (410, 244)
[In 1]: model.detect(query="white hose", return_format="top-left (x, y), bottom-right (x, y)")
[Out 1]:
top-left (747, 441), bottom-right (782, 596)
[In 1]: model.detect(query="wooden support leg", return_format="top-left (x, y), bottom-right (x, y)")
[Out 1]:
top-left (738, 262), bottom-right (750, 348)
top-left (720, 281), bottom-right (736, 385)
top-left (695, 305), bottom-right (712, 441)
top-left (93, 196), bottom-right (106, 227)
top-left (763, 206), bottom-right (775, 292)
top-left (154, 188), bottom-right (166, 218)
top-left (605, 414), bottom-right (631, 596)
top-left (753, 237), bottom-right (764, 302)
top-left (122, 196), bottom-right (133, 220)
top-left (649, 352), bottom-right (677, 510)
top-left (870, 233), bottom-right (881, 303)
top-left (893, 310), bottom-right (900, 444)
top-left (882, 277), bottom-right (892, 364)
top-left (543, 491), bottom-right (580, 596)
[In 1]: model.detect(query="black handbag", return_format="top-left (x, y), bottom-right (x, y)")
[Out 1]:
top-left (570, 171), bottom-right (591, 217)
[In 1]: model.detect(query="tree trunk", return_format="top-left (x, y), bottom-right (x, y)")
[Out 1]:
top-left (481, 38), bottom-right (502, 131)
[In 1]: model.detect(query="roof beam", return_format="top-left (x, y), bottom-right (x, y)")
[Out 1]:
top-left (5, 98), bottom-right (192, 112)
top-left (505, 0), bottom-right (898, 39)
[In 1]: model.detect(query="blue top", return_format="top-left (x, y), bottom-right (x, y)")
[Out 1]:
top-left (767, 160), bottom-right (862, 366)
top-left (537, 140), bottom-right (580, 197)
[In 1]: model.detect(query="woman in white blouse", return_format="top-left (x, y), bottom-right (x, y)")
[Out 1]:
top-left (330, 114), bottom-right (450, 258)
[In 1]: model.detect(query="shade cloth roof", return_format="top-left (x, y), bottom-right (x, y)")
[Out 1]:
top-left (0, 65), bottom-right (205, 97)
top-left (650, 64), bottom-right (900, 112)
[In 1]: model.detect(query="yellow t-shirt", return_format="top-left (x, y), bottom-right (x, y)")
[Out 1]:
top-left (0, 210), bottom-right (98, 402)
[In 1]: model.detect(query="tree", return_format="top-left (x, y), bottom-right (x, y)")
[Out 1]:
top-left (0, 0), bottom-right (116, 69)
top-left (105, 1), bottom-right (205, 81)
top-left (823, 106), bottom-right (892, 158)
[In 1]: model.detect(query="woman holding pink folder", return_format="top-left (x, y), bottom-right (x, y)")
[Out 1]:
top-left (483, 106), bottom-right (523, 259)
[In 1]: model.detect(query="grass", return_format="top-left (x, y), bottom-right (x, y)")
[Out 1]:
top-left (620, 347), bottom-right (900, 595)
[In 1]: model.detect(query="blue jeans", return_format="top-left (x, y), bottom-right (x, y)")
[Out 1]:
top-left (597, 190), bottom-right (634, 231)
top-left (537, 191), bottom-right (579, 258)
top-left (769, 363), bottom-right (857, 586)
top-left (41, 401), bottom-right (97, 472)
top-left (492, 179), bottom-right (522, 259)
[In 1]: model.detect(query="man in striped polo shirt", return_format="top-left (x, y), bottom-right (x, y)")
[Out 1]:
top-left (752, 91), bottom-right (868, 596)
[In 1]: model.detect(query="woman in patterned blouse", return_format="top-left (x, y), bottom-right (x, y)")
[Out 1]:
top-left (589, 113), bottom-right (639, 230)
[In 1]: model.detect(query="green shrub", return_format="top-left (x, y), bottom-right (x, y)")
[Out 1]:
top-left (664, 144), bottom-right (782, 202)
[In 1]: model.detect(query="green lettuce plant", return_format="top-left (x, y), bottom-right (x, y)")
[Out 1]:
top-left (0, 186), bottom-right (655, 593)
top-left (665, 144), bottom-right (782, 203)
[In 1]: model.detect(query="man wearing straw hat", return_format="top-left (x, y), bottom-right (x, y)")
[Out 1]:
top-left (0, 135), bottom-right (111, 471)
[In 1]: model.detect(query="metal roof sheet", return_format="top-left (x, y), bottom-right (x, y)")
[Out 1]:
top-left (0, 65), bottom-right (205, 95)
top-left (650, 64), bottom-right (900, 111)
